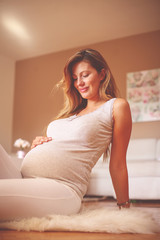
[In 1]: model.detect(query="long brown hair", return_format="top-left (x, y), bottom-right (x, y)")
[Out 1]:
top-left (56, 48), bottom-right (119, 119)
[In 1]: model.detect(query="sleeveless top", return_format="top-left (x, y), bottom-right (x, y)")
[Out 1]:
top-left (21, 98), bottom-right (116, 199)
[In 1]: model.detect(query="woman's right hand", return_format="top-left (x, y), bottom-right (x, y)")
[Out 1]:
top-left (31, 136), bottom-right (52, 149)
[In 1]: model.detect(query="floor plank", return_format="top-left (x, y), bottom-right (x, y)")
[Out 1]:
top-left (1, 231), bottom-right (160, 240)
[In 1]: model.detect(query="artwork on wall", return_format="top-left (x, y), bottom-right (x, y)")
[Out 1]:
top-left (126, 68), bottom-right (160, 123)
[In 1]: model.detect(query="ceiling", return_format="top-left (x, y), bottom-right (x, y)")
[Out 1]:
top-left (0, 0), bottom-right (160, 61)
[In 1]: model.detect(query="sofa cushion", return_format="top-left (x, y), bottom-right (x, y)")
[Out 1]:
top-left (127, 161), bottom-right (160, 177)
top-left (91, 160), bottom-right (160, 179)
top-left (126, 138), bottom-right (156, 161)
top-left (156, 139), bottom-right (160, 161)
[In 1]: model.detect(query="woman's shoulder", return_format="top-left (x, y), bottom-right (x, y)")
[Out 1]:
top-left (113, 98), bottom-right (131, 121)
top-left (113, 98), bottom-right (130, 109)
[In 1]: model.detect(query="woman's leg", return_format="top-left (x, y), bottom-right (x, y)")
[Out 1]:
top-left (0, 178), bottom-right (81, 221)
top-left (0, 144), bottom-right (22, 179)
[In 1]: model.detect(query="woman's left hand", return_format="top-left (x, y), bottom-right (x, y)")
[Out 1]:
top-left (31, 136), bottom-right (52, 149)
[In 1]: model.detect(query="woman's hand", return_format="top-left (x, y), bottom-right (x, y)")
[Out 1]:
top-left (31, 136), bottom-right (52, 149)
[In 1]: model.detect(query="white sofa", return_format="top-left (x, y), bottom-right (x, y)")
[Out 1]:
top-left (86, 138), bottom-right (160, 200)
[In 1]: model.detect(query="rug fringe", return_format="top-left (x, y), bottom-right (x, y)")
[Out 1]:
top-left (0, 207), bottom-right (159, 234)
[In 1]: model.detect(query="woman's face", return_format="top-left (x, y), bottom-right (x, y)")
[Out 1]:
top-left (72, 61), bottom-right (104, 101)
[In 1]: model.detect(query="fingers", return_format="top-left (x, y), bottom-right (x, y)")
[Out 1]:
top-left (31, 136), bottom-right (52, 149)
top-left (31, 137), bottom-right (52, 149)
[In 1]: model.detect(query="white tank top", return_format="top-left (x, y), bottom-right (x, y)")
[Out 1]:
top-left (21, 98), bottom-right (116, 199)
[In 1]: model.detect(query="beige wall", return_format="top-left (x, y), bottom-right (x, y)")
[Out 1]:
top-left (13, 30), bottom-right (160, 149)
top-left (0, 55), bottom-right (15, 152)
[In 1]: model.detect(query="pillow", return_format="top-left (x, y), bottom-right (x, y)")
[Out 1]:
top-left (126, 139), bottom-right (156, 161)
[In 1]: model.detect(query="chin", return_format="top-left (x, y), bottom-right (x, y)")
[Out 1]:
top-left (80, 91), bottom-right (91, 98)
top-left (81, 94), bottom-right (90, 99)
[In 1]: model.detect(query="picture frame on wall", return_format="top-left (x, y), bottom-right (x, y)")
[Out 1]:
top-left (127, 68), bottom-right (160, 123)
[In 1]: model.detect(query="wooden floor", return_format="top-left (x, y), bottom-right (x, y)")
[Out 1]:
top-left (0, 197), bottom-right (160, 240)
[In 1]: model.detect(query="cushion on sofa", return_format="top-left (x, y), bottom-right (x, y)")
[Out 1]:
top-left (156, 139), bottom-right (160, 161)
top-left (91, 161), bottom-right (160, 178)
top-left (127, 161), bottom-right (160, 177)
top-left (126, 138), bottom-right (156, 161)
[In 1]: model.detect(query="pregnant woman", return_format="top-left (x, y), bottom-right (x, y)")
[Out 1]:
top-left (0, 49), bottom-right (132, 220)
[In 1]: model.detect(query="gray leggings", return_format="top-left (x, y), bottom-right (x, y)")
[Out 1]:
top-left (0, 145), bottom-right (81, 221)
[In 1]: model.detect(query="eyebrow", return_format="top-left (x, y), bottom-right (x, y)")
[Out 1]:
top-left (72, 70), bottom-right (90, 76)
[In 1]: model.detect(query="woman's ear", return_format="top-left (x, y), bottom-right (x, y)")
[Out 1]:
top-left (100, 68), bottom-right (106, 81)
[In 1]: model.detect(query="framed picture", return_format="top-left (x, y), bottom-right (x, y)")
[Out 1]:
top-left (127, 68), bottom-right (160, 122)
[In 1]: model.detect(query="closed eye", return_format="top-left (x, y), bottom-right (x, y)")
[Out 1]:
top-left (82, 74), bottom-right (89, 78)
top-left (72, 72), bottom-right (90, 81)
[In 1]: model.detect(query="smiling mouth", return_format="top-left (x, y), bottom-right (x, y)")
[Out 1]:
top-left (79, 87), bottom-right (89, 93)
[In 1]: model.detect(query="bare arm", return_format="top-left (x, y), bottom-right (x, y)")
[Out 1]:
top-left (109, 98), bottom-right (132, 208)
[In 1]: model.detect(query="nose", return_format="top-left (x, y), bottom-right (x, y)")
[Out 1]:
top-left (77, 77), bottom-right (85, 86)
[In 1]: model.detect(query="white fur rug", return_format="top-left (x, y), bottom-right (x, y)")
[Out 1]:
top-left (0, 206), bottom-right (159, 234)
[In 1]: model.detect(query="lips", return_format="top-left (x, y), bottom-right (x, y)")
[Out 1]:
top-left (79, 87), bottom-right (89, 93)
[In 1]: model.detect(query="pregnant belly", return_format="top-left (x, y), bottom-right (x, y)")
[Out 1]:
top-left (21, 140), bottom-right (68, 178)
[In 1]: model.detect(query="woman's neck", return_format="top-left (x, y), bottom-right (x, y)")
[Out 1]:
top-left (86, 99), bottom-right (106, 111)
top-left (77, 99), bottom-right (106, 116)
